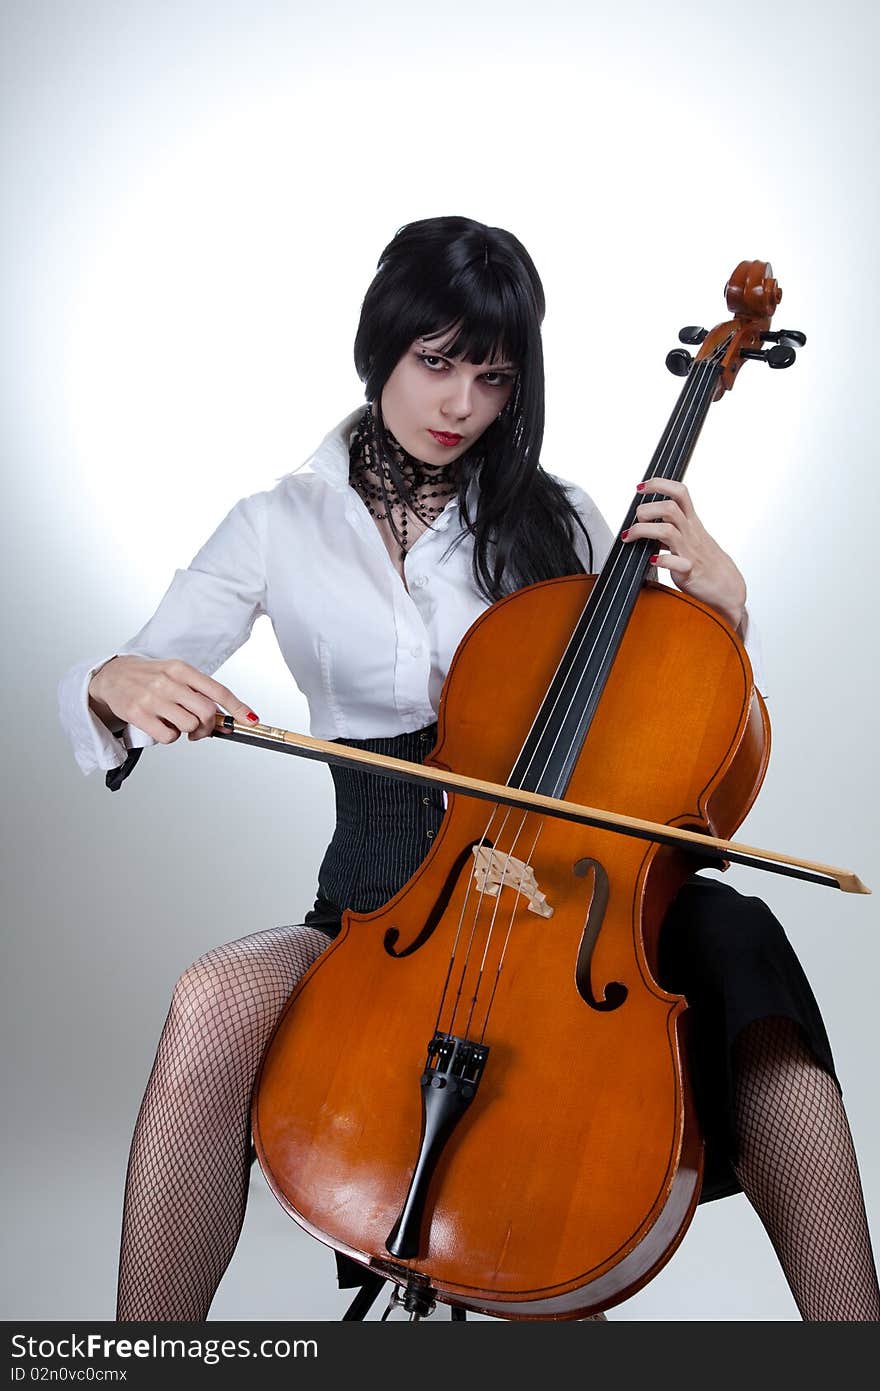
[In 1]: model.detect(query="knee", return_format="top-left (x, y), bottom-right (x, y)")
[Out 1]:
top-left (169, 950), bottom-right (242, 1036)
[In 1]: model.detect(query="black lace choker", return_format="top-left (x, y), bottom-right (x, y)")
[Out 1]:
top-left (348, 403), bottom-right (460, 561)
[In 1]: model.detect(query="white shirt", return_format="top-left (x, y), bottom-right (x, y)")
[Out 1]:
top-left (57, 407), bottom-right (761, 777)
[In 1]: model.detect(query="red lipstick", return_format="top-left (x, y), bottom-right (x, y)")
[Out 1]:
top-left (429, 430), bottom-right (463, 447)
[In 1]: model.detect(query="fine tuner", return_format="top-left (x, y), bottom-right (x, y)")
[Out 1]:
top-left (666, 324), bottom-right (807, 377)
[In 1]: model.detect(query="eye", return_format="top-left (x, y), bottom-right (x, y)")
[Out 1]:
top-left (416, 353), bottom-right (448, 372)
top-left (481, 371), bottom-right (516, 389)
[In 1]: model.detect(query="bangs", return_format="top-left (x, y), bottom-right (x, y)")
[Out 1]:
top-left (415, 276), bottom-right (531, 369)
top-left (354, 216), bottom-right (544, 401)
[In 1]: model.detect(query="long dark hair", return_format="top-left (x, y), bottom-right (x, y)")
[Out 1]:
top-left (353, 216), bottom-right (594, 602)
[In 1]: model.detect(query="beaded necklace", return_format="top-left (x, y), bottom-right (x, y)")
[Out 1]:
top-left (349, 403), bottom-right (461, 562)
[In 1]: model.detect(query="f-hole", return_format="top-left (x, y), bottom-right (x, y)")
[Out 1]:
top-left (573, 858), bottom-right (628, 1012)
top-left (384, 841), bottom-right (491, 957)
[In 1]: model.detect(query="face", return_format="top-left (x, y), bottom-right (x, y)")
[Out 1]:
top-left (378, 330), bottom-right (518, 467)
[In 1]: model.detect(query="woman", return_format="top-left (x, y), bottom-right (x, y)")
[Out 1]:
top-left (58, 216), bottom-right (879, 1322)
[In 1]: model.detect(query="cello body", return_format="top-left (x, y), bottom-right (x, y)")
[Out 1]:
top-left (252, 574), bottom-right (770, 1317)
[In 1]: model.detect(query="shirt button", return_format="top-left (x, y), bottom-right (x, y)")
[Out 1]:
top-left (422, 796), bottom-right (430, 805)
top-left (426, 830), bottom-right (435, 839)
top-left (410, 644), bottom-right (424, 657)
top-left (412, 575), bottom-right (428, 588)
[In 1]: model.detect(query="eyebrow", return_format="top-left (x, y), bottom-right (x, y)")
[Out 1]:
top-left (417, 342), bottom-right (518, 371)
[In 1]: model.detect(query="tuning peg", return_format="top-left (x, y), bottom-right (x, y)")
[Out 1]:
top-left (739, 344), bottom-right (797, 369)
top-left (666, 349), bottom-right (694, 377)
top-left (678, 326), bottom-right (708, 344)
top-left (766, 342), bottom-right (796, 369)
top-left (760, 328), bottom-right (807, 347)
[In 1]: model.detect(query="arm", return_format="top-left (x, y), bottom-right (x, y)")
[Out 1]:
top-left (57, 490), bottom-right (269, 780)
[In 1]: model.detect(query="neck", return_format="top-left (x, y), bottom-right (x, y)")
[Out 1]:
top-left (349, 404), bottom-right (460, 556)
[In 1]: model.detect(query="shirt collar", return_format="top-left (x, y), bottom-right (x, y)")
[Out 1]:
top-left (296, 406), bottom-right (476, 527)
top-left (304, 407), bottom-right (365, 491)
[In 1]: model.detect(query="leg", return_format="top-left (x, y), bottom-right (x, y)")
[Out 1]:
top-left (116, 923), bottom-right (329, 1320)
top-left (732, 1016), bottom-right (880, 1321)
top-left (658, 877), bottom-right (879, 1319)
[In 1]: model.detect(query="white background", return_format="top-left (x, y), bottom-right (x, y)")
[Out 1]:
top-left (3, 0), bottom-right (877, 1321)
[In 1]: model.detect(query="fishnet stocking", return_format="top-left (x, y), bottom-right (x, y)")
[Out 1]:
top-left (116, 923), bottom-right (329, 1321)
top-left (732, 1016), bottom-right (880, 1321)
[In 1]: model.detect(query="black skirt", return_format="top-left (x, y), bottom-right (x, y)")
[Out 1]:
top-left (303, 723), bottom-right (838, 1226)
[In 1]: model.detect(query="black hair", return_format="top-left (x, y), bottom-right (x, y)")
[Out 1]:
top-left (353, 215), bottom-right (594, 602)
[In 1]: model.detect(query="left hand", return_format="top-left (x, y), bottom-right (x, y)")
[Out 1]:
top-left (621, 477), bottom-right (747, 630)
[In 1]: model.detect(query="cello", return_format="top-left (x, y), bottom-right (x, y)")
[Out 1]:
top-left (219, 263), bottom-right (851, 1316)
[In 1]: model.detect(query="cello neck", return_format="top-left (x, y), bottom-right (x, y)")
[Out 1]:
top-left (506, 340), bottom-right (730, 801)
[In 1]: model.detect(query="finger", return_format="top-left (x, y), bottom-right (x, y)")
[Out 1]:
top-left (621, 521), bottom-right (680, 547)
top-left (157, 701), bottom-right (205, 737)
top-left (165, 660), bottom-right (259, 726)
top-left (147, 677), bottom-right (229, 739)
top-left (635, 500), bottom-right (685, 526)
top-left (176, 691), bottom-right (232, 739)
top-left (650, 551), bottom-right (693, 578)
top-left (131, 696), bottom-right (211, 745)
top-left (128, 710), bottom-right (183, 745)
top-left (636, 477), bottom-right (694, 516)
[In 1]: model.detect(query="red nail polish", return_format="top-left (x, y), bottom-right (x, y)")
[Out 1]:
top-left (635, 483), bottom-right (646, 492)
top-left (649, 554), bottom-right (659, 564)
top-left (246, 711), bottom-right (259, 723)
top-left (621, 529), bottom-right (630, 540)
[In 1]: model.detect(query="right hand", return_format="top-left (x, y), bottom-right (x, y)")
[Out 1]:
top-left (88, 655), bottom-right (259, 744)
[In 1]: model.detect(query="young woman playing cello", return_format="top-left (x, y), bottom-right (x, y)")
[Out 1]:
top-left (58, 216), bottom-right (879, 1321)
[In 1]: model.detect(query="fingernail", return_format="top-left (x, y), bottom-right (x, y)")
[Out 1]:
top-left (635, 483), bottom-right (646, 492)
top-left (621, 529), bottom-right (630, 539)
top-left (649, 554), bottom-right (659, 564)
top-left (247, 711), bottom-right (259, 723)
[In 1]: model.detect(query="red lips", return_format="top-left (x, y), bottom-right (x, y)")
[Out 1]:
top-left (429, 430), bottom-right (463, 447)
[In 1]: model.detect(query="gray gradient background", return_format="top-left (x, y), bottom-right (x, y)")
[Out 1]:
top-left (3, 0), bottom-right (877, 1322)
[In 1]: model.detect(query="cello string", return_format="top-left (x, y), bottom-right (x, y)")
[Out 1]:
top-left (459, 855), bottom-right (512, 1042)
top-left (540, 342), bottom-right (728, 784)
top-left (532, 352), bottom-right (721, 789)
top-left (450, 806), bottom-right (539, 1034)
top-left (573, 350), bottom-right (723, 632)
top-left (505, 346), bottom-right (724, 800)
top-left (445, 805), bottom-right (529, 1039)
top-left (446, 354), bottom-right (726, 1041)
top-left (442, 801), bottom-right (539, 1040)
top-left (428, 361), bottom-right (721, 1043)
top-left (477, 820), bottom-right (546, 1045)
top-left (430, 344), bottom-right (730, 1048)
top-left (460, 812), bottom-right (536, 1041)
top-left (432, 803), bottom-right (510, 1036)
top-left (537, 352), bottom-right (727, 797)
top-left (442, 349), bottom-right (726, 1046)
top-left (434, 801), bottom-right (545, 1044)
top-left (517, 348), bottom-right (727, 802)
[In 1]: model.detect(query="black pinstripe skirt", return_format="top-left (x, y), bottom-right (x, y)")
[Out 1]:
top-left (304, 722), bottom-right (837, 1212)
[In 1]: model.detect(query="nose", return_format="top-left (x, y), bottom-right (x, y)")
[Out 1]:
top-left (441, 375), bottom-right (474, 422)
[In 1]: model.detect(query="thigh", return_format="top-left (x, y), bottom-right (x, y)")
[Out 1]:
top-left (658, 876), bottom-right (833, 1055)
top-left (657, 875), bottom-right (837, 1201)
top-left (171, 923), bottom-right (331, 1039)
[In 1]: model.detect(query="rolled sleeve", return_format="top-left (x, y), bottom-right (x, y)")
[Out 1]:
top-left (56, 655), bottom-right (147, 777)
